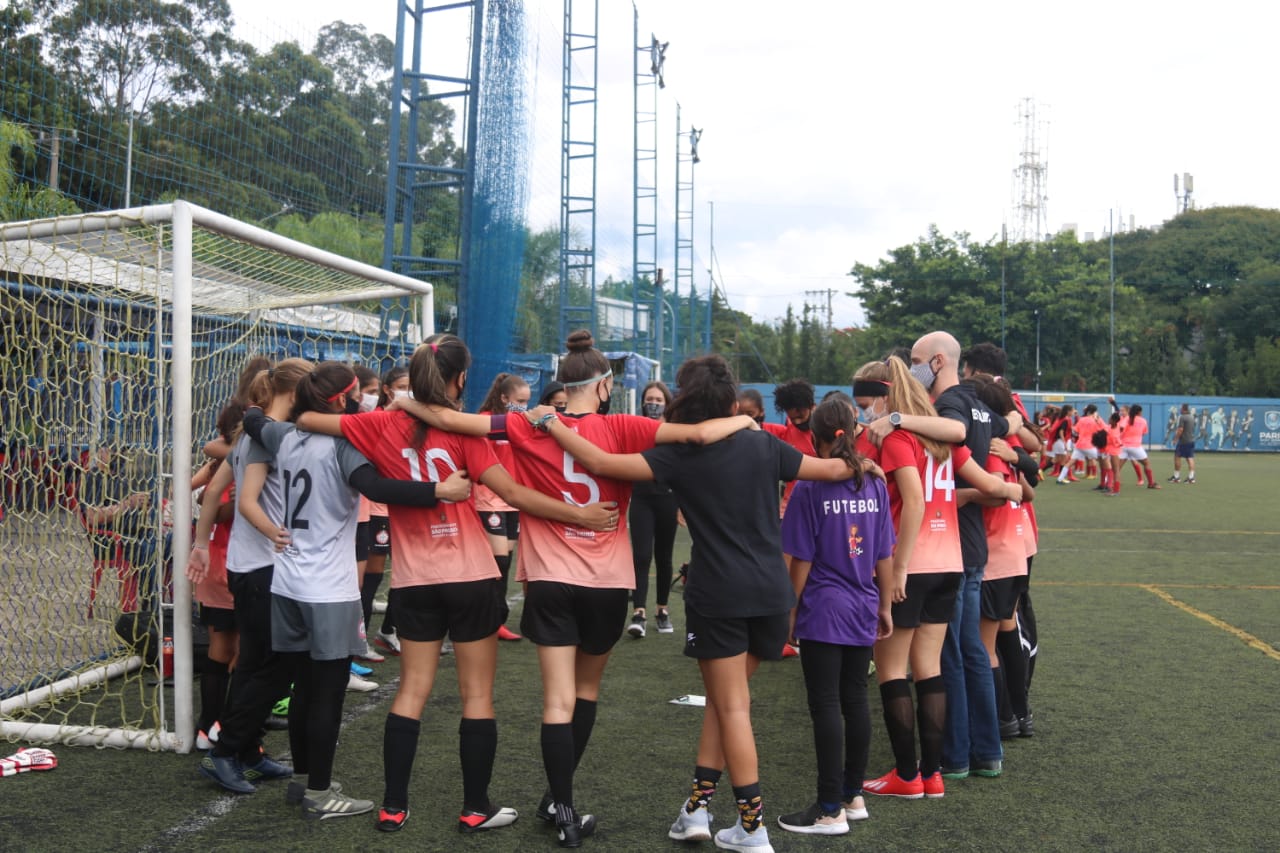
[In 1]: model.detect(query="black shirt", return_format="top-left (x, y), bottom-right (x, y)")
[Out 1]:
top-left (933, 382), bottom-right (1008, 568)
top-left (642, 431), bottom-right (803, 618)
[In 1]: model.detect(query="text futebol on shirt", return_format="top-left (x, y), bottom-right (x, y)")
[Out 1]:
top-left (821, 498), bottom-right (881, 515)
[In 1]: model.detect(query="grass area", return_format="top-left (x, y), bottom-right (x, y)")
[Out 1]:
top-left (2, 451), bottom-right (1277, 851)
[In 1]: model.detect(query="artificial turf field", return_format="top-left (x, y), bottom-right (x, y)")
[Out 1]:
top-left (2, 450), bottom-right (1277, 852)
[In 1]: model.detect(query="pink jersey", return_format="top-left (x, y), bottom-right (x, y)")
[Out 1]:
top-left (878, 430), bottom-right (965, 575)
top-left (506, 412), bottom-right (660, 588)
top-left (1105, 424), bottom-right (1123, 455)
top-left (1022, 500), bottom-right (1038, 558)
top-left (340, 409), bottom-right (501, 587)
top-left (196, 484), bottom-right (235, 611)
top-left (1074, 414), bottom-right (1103, 449)
top-left (981, 455), bottom-right (1028, 582)
top-left (1121, 415), bottom-right (1148, 447)
top-left (473, 411), bottom-right (517, 512)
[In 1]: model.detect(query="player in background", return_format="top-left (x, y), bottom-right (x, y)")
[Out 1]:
top-left (351, 366), bottom-right (387, 680)
top-left (627, 381), bottom-right (680, 639)
top-left (475, 372), bottom-right (533, 641)
top-left (542, 354), bottom-right (864, 853)
top-left (371, 367), bottom-right (410, 658)
top-left (1063, 404), bottom-right (1104, 483)
top-left (1110, 398), bottom-right (1159, 489)
top-left (772, 378), bottom-right (818, 517)
top-left (1169, 403), bottom-right (1197, 484)
top-left (1047, 405), bottom-right (1077, 482)
top-left (735, 388), bottom-right (768, 426)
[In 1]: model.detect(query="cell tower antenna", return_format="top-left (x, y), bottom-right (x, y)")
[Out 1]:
top-left (1012, 98), bottom-right (1049, 243)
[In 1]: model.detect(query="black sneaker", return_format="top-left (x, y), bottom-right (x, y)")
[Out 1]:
top-left (655, 611), bottom-right (673, 634)
top-left (554, 804), bottom-right (596, 848)
top-left (777, 802), bottom-right (849, 835)
top-left (999, 717), bottom-right (1021, 740)
top-left (198, 751), bottom-right (256, 794)
top-left (1018, 712), bottom-right (1035, 737)
top-left (536, 791), bottom-right (556, 823)
top-left (626, 612), bottom-right (646, 639)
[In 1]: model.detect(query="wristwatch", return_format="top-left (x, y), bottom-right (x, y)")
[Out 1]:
top-left (889, 412), bottom-right (903, 429)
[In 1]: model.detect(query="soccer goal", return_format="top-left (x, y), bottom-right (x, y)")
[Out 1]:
top-left (0, 201), bottom-right (432, 752)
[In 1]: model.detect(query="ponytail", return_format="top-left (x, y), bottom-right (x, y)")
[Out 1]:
top-left (809, 398), bottom-right (865, 490)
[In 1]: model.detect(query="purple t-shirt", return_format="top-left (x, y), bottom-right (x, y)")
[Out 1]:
top-left (781, 475), bottom-right (895, 647)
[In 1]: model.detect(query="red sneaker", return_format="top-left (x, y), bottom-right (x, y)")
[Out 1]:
top-left (863, 769), bottom-right (924, 799)
top-left (496, 625), bottom-right (523, 641)
top-left (921, 771), bottom-right (945, 798)
top-left (781, 643), bottom-right (800, 658)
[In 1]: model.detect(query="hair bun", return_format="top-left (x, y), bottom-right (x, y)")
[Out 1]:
top-left (565, 329), bottom-right (595, 353)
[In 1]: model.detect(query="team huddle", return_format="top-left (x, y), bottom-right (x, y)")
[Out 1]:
top-left (184, 328), bottom-right (1048, 853)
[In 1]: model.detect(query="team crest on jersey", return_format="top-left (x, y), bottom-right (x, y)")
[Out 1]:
top-left (487, 513), bottom-right (501, 529)
top-left (848, 525), bottom-right (864, 557)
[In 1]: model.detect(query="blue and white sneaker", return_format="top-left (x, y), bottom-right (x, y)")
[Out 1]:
top-left (669, 803), bottom-right (713, 842)
top-left (350, 661), bottom-right (373, 677)
top-left (714, 821), bottom-right (775, 852)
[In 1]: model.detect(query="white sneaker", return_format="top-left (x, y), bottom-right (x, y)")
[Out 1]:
top-left (714, 821), bottom-right (774, 852)
top-left (195, 720), bottom-right (220, 750)
top-left (374, 629), bottom-right (401, 656)
top-left (669, 804), bottom-right (713, 842)
top-left (357, 642), bottom-right (385, 663)
top-left (347, 672), bottom-right (378, 692)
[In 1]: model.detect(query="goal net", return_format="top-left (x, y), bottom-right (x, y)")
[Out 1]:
top-left (0, 201), bottom-right (432, 752)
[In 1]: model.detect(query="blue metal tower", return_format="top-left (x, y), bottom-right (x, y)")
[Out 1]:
top-left (632, 7), bottom-right (662, 362)
top-left (673, 102), bottom-right (699, 363)
top-left (559, 0), bottom-right (599, 345)
top-left (382, 0), bottom-right (484, 340)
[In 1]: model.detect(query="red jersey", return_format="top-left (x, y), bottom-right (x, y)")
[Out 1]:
top-left (340, 409), bottom-right (501, 587)
top-left (877, 430), bottom-right (966, 575)
top-left (197, 484), bottom-right (235, 610)
top-left (473, 411), bottom-right (516, 513)
top-left (981, 455), bottom-right (1027, 582)
top-left (506, 412), bottom-right (661, 588)
top-left (771, 420), bottom-right (816, 513)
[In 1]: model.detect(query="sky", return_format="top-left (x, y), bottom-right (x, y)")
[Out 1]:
top-left (229, 0), bottom-right (1278, 330)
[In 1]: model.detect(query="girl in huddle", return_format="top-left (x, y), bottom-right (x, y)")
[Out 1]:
top-left (853, 358), bottom-right (1020, 802)
top-left (475, 372), bottom-right (533, 641)
top-left (352, 366), bottom-right (388, 672)
top-left (626, 380), bottom-right (679, 638)
top-left (775, 398), bottom-right (894, 836)
top-left (372, 366), bottom-right (411, 656)
top-left (240, 362), bottom-right (456, 820)
top-left (541, 354), bottom-right (861, 853)
top-left (297, 339), bottom-right (618, 836)
top-left (395, 333), bottom-right (755, 849)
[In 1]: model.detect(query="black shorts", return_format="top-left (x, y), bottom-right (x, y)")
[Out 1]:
top-left (1175, 442), bottom-right (1196, 459)
top-left (980, 575), bottom-right (1027, 622)
top-left (394, 579), bottom-right (508, 644)
top-left (200, 604), bottom-right (236, 632)
top-left (520, 581), bottom-right (629, 655)
top-left (355, 521), bottom-right (372, 562)
top-left (369, 515), bottom-right (391, 555)
top-left (683, 602), bottom-right (790, 661)
top-left (891, 572), bottom-right (961, 628)
top-left (479, 510), bottom-right (520, 540)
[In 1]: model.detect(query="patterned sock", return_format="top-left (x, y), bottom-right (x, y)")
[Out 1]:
top-left (685, 766), bottom-right (721, 813)
top-left (733, 783), bottom-right (763, 833)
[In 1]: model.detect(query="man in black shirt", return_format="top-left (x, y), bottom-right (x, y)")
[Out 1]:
top-left (908, 331), bottom-right (1007, 778)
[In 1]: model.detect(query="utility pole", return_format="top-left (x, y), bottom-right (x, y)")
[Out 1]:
top-left (804, 289), bottom-right (836, 329)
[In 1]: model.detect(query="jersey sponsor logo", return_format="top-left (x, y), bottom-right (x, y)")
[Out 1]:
top-left (970, 407), bottom-right (991, 424)
top-left (848, 524), bottom-right (864, 557)
top-left (430, 521), bottom-right (459, 538)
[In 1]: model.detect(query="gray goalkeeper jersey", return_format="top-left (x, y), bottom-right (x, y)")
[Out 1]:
top-left (258, 423), bottom-right (368, 604)
top-left (225, 432), bottom-right (284, 572)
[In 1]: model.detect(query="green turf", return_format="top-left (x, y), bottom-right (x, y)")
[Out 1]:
top-left (2, 451), bottom-right (1277, 851)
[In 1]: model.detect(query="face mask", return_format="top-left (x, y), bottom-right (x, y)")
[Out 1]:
top-left (909, 360), bottom-right (937, 391)
top-left (753, 416), bottom-right (765, 426)
top-left (642, 401), bottom-right (665, 419)
top-left (793, 418), bottom-right (810, 432)
top-left (394, 389), bottom-right (413, 400)
top-left (344, 397), bottom-right (361, 415)
top-left (359, 393), bottom-right (379, 413)
top-left (553, 403), bottom-right (567, 413)
top-left (506, 402), bottom-right (528, 414)
top-left (858, 404), bottom-right (883, 424)
top-left (596, 382), bottom-right (612, 415)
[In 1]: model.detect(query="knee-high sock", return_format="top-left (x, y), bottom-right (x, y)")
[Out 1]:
top-left (382, 712), bottom-right (420, 810)
top-left (915, 676), bottom-right (947, 778)
top-left (198, 657), bottom-right (231, 733)
top-left (541, 723), bottom-right (575, 808)
top-left (571, 698), bottom-right (597, 769)
top-left (360, 571), bottom-right (383, 634)
top-left (997, 629), bottom-right (1030, 718)
top-left (459, 717), bottom-right (498, 812)
top-left (879, 678), bottom-right (918, 779)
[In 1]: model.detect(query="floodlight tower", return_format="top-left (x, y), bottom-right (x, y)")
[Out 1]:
top-left (633, 7), bottom-right (664, 360)
top-left (560, 0), bottom-right (600, 344)
top-left (1174, 172), bottom-right (1194, 213)
top-left (382, 0), bottom-right (483, 340)
top-left (1012, 98), bottom-right (1049, 243)
top-left (673, 104), bottom-right (702, 366)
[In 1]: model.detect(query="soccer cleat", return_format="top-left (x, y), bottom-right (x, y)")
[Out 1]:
top-left (1167, 475), bottom-right (1179, 483)
top-left (669, 803), bottom-right (714, 842)
top-left (374, 629), bottom-right (402, 656)
top-left (971, 759), bottom-right (1003, 777)
top-left (497, 625), bottom-right (523, 641)
top-left (655, 611), bottom-right (674, 634)
top-left (535, 791), bottom-right (557, 822)
top-left (242, 752), bottom-right (293, 783)
top-left (271, 696), bottom-right (291, 717)
top-left (358, 642), bottom-right (386, 663)
top-left (863, 768), bottom-right (924, 799)
top-left (714, 820), bottom-right (775, 852)
top-left (554, 804), bottom-right (596, 849)
top-left (377, 807), bottom-right (409, 832)
top-left (350, 660), bottom-right (373, 677)
top-left (921, 772), bottom-right (945, 798)
top-left (196, 720), bottom-right (220, 750)
top-left (842, 795), bottom-right (869, 821)
top-left (198, 751), bottom-right (257, 794)
top-left (776, 803), bottom-right (849, 835)
top-left (458, 803), bottom-right (519, 833)
top-left (347, 672), bottom-right (378, 692)
top-left (781, 643), bottom-right (799, 658)
top-left (627, 612), bottom-right (646, 638)
top-left (302, 786), bottom-right (374, 820)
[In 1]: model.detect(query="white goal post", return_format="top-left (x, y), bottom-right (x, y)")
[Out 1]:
top-left (0, 201), bottom-right (433, 752)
